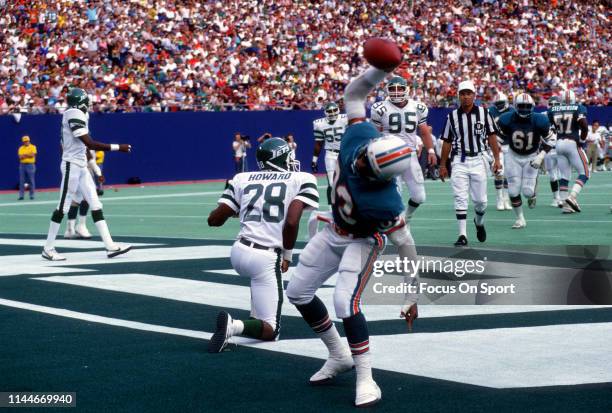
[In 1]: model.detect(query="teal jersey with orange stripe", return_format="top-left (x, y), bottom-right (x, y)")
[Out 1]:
top-left (547, 104), bottom-right (587, 142)
top-left (331, 121), bottom-right (405, 237)
top-left (497, 111), bottom-right (552, 156)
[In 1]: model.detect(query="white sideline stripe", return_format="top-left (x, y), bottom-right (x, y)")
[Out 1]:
top-left (0, 298), bottom-right (211, 340)
top-left (32, 273), bottom-right (612, 321)
top-left (1, 297), bottom-right (611, 388)
top-left (0, 238), bottom-right (159, 249)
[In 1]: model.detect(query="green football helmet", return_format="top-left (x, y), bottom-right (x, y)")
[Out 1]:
top-left (256, 137), bottom-right (300, 172)
top-left (386, 76), bottom-right (408, 104)
top-left (324, 102), bottom-right (339, 122)
top-left (548, 95), bottom-right (561, 108)
top-left (67, 88), bottom-right (90, 113)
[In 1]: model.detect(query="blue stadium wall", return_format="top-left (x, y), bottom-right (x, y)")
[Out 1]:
top-left (1, 107), bottom-right (610, 190)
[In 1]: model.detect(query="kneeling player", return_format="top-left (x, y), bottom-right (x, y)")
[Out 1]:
top-left (496, 93), bottom-right (555, 228)
top-left (207, 138), bottom-right (319, 351)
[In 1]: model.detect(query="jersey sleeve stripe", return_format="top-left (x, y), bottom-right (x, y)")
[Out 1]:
top-left (69, 119), bottom-right (86, 126)
top-left (299, 182), bottom-right (318, 191)
top-left (295, 195), bottom-right (319, 209)
top-left (296, 192), bottom-right (319, 203)
top-left (220, 194), bottom-right (239, 209)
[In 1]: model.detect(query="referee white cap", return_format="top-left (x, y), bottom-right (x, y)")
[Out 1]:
top-left (458, 80), bottom-right (476, 93)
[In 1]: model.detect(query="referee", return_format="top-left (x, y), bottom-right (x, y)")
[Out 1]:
top-left (439, 80), bottom-right (501, 247)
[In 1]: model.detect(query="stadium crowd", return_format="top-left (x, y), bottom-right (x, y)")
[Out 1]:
top-left (0, 0), bottom-right (609, 114)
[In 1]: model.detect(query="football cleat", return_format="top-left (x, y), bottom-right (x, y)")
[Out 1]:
top-left (42, 248), bottom-right (66, 261)
top-left (107, 243), bottom-right (132, 258)
top-left (565, 196), bottom-right (581, 213)
top-left (474, 219), bottom-right (486, 242)
top-left (355, 379), bottom-right (382, 407)
top-left (64, 228), bottom-right (76, 239)
top-left (550, 199), bottom-right (561, 207)
top-left (527, 196), bottom-right (537, 209)
top-left (75, 225), bottom-right (92, 239)
top-left (511, 218), bottom-right (527, 229)
top-left (561, 205), bottom-right (574, 214)
top-left (496, 197), bottom-right (505, 211)
top-left (208, 311), bottom-right (233, 353)
top-left (454, 235), bottom-right (468, 247)
top-left (309, 355), bottom-right (354, 385)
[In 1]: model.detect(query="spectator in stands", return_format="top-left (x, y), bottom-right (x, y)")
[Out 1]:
top-left (232, 132), bottom-right (251, 173)
top-left (285, 134), bottom-right (297, 159)
top-left (17, 135), bottom-right (37, 200)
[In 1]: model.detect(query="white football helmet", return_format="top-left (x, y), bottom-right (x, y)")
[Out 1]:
top-left (561, 90), bottom-right (576, 105)
top-left (514, 93), bottom-right (534, 118)
top-left (493, 92), bottom-right (509, 112)
top-left (365, 136), bottom-right (412, 181)
top-left (386, 76), bottom-right (408, 104)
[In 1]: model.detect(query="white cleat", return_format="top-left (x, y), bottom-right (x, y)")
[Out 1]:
top-left (565, 196), bottom-right (581, 213)
top-left (355, 379), bottom-right (382, 407)
top-left (75, 225), bottom-right (92, 239)
top-left (504, 199), bottom-right (513, 210)
top-left (561, 205), bottom-right (574, 214)
top-left (107, 243), bottom-right (132, 258)
top-left (64, 228), bottom-right (76, 239)
top-left (208, 311), bottom-right (233, 353)
top-left (550, 199), bottom-right (561, 207)
top-left (496, 197), bottom-right (505, 211)
top-left (309, 355), bottom-right (354, 385)
top-left (42, 248), bottom-right (66, 261)
top-left (511, 218), bottom-right (527, 229)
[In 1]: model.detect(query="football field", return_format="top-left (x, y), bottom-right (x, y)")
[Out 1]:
top-left (1, 174), bottom-right (611, 412)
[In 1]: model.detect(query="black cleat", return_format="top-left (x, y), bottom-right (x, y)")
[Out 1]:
top-left (454, 235), bottom-right (468, 247)
top-left (474, 219), bottom-right (486, 242)
top-left (107, 244), bottom-right (132, 258)
top-left (208, 311), bottom-right (232, 353)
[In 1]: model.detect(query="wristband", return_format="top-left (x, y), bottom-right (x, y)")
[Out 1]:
top-left (312, 156), bottom-right (318, 163)
top-left (428, 148), bottom-right (435, 155)
top-left (110, 144), bottom-right (119, 151)
top-left (282, 249), bottom-right (293, 262)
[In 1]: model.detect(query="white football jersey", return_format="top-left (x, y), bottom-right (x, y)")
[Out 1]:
top-left (61, 108), bottom-right (89, 167)
top-left (313, 114), bottom-right (348, 152)
top-left (218, 171), bottom-right (320, 249)
top-left (370, 99), bottom-right (428, 149)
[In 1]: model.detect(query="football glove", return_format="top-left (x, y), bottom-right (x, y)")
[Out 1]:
top-left (530, 151), bottom-right (546, 169)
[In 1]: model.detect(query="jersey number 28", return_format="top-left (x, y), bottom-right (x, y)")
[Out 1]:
top-left (243, 183), bottom-right (286, 223)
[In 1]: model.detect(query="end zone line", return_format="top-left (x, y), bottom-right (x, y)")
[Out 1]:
top-left (0, 297), bottom-right (212, 340)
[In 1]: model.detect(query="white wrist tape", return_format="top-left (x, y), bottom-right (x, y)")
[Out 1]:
top-left (428, 148), bottom-right (435, 154)
top-left (282, 249), bottom-right (293, 262)
top-left (312, 156), bottom-right (318, 163)
top-left (110, 144), bottom-right (119, 151)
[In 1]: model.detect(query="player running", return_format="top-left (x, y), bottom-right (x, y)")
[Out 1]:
top-left (488, 91), bottom-right (514, 210)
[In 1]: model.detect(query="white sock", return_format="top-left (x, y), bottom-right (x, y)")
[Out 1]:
top-left (570, 184), bottom-right (582, 198)
top-left (353, 352), bottom-right (373, 382)
top-left (496, 188), bottom-right (504, 200)
top-left (232, 319), bottom-right (244, 336)
top-left (319, 325), bottom-right (350, 359)
top-left (553, 190), bottom-right (560, 200)
top-left (458, 219), bottom-right (467, 236)
top-left (513, 206), bottom-right (524, 220)
top-left (45, 221), bottom-right (60, 250)
top-left (77, 215), bottom-right (87, 227)
top-left (406, 204), bottom-right (419, 221)
top-left (67, 219), bottom-right (76, 232)
top-left (95, 220), bottom-right (116, 250)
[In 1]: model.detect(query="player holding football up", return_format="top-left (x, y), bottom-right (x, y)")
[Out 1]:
top-left (207, 138), bottom-right (319, 352)
top-left (286, 40), bottom-right (419, 408)
top-left (42, 88), bottom-right (131, 261)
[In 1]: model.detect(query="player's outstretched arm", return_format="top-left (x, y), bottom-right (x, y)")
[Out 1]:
top-left (78, 134), bottom-right (131, 152)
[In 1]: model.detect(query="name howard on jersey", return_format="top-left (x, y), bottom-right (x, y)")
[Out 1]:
top-left (247, 172), bottom-right (294, 181)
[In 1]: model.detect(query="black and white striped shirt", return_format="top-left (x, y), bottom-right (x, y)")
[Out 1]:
top-left (441, 105), bottom-right (496, 159)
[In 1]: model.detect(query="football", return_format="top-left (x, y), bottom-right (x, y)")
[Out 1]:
top-left (363, 38), bottom-right (402, 71)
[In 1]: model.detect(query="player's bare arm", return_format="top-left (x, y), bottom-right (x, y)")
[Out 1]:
top-left (418, 123), bottom-right (438, 166)
top-left (578, 118), bottom-right (588, 142)
top-left (439, 140), bottom-right (452, 181)
top-left (487, 133), bottom-right (502, 173)
top-left (281, 199), bottom-right (307, 272)
top-left (207, 204), bottom-right (235, 227)
top-left (78, 134), bottom-right (131, 153)
top-left (312, 140), bottom-right (323, 172)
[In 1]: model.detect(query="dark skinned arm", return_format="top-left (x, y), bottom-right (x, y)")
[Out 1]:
top-left (78, 134), bottom-right (131, 152)
top-left (281, 199), bottom-right (308, 272)
top-left (207, 204), bottom-right (236, 227)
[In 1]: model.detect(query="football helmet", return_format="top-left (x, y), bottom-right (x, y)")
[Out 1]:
top-left (514, 93), bottom-right (534, 118)
top-left (363, 135), bottom-right (412, 181)
top-left (324, 102), bottom-right (339, 122)
top-left (67, 88), bottom-right (90, 113)
top-left (493, 92), bottom-right (509, 112)
top-left (548, 95), bottom-right (561, 108)
top-left (256, 138), bottom-right (300, 172)
top-left (386, 76), bottom-right (408, 104)
top-left (561, 90), bottom-right (576, 105)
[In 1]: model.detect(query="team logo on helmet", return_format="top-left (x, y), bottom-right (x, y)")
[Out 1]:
top-left (514, 93), bottom-right (535, 118)
top-left (365, 136), bottom-right (412, 181)
top-left (67, 88), bottom-right (90, 113)
top-left (256, 137), bottom-right (300, 172)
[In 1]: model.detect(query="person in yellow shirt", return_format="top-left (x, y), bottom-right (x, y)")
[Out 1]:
top-left (95, 150), bottom-right (105, 195)
top-left (18, 135), bottom-right (37, 200)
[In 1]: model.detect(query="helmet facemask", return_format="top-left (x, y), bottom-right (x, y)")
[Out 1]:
top-left (324, 104), bottom-right (339, 122)
top-left (387, 84), bottom-right (407, 104)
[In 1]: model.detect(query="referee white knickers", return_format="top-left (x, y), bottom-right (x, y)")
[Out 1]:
top-left (230, 240), bottom-right (283, 335)
top-left (451, 155), bottom-right (488, 211)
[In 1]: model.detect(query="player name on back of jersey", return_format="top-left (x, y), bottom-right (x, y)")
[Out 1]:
top-left (246, 171), bottom-right (293, 181)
